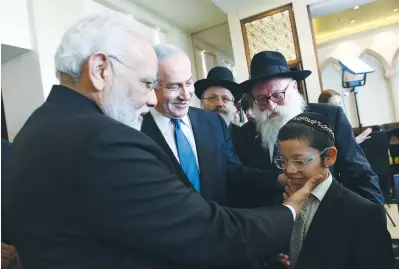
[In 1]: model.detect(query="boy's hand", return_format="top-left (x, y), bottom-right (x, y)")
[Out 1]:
top-left (1, 243), bottom-right (17, 267)
top-left (279, 253), bottom-right (290, 267)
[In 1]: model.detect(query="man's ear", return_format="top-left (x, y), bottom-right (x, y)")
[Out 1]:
top-left (324, 147), bottom-right (337, 168)
top-left (87, 52), bottom-right (111, 91)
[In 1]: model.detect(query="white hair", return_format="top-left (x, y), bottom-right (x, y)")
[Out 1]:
top-left (153, 44), bottom-right (182, 61)
top-left (55, 12), bottom-right (138, 82)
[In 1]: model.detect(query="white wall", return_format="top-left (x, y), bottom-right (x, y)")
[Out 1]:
top-left (0, 0), bottom-right (32, 50)
top-left (318, 23), bottom-right (399, 127)
top-left (192, 36), bottom-right (235, 79)
top-left (227, 0), bottom-right (323, 102)
top-left (1, 51), bottom-right (45, 140)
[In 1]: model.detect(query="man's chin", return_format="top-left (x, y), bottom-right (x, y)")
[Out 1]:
top-left (268, 113), bottom-right (280, 120)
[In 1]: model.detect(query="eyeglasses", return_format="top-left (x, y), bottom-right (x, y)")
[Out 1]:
top-left (274, 147), bottom-right (328, 172)
top-left (203, 95), bottom-right (234, 104)
top-left (108, 55), bottom-right (158, 91)
top-left (252, 80), bottom-right (293, 105)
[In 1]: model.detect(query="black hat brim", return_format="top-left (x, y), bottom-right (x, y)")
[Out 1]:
top-left (194, 79), bottom-right (242, 103)
top-left (239, 70), bottom-right (311, 94)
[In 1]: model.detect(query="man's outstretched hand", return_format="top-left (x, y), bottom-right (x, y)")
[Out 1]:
top-left (283, 174), bottom-right (323, 216)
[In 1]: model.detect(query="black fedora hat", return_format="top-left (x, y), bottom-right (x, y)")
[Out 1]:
top-left (195, 66), bottom-right (242, 103)
top-left (240, 51), bottom-right (311, 93)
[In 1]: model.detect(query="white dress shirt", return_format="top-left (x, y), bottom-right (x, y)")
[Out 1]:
top-left (303, 173), bottom-right (333, 236)
top-left (150, 108), bottom-right (199, 169)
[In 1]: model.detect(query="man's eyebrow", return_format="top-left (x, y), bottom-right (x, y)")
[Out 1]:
top-left (141, 77), bottom-right (158, 83)
top-left (291, 154), bottom-right (306, 158)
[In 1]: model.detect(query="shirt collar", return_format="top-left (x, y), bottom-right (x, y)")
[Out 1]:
top-left (150, 108), bottom-right (191, 129)
top-left (311, 172), bottom-right (332, 202)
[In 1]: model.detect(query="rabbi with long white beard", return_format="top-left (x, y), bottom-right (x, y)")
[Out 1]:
top-left (233, 51), bottom-right (383, 208)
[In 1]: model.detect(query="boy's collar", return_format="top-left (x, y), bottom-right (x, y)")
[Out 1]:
top-left (311, 172), bottom-right (333, 202)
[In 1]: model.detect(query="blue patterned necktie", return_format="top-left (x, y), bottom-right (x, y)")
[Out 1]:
top-left (171, 119), bottom-right (200, 193)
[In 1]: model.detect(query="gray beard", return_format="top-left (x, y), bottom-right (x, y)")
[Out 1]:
top-left (99, 80), bottom-right (144, 131)
top-left (253, 94), bottom-right (307, 151)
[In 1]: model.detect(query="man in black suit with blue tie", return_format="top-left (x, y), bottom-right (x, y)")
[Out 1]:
top-left (142, 44), bottom-right (281, 208)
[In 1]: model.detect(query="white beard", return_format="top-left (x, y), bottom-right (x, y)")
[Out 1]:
top-left (99, 79), bottom-right (148, 131)
top-left (253, 92), bottom-right (307, 151)
top-left (203, 105), bottom-right (235, 127)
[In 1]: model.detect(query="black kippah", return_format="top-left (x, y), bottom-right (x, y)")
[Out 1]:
top-left (287, 112), bottom-right (335, 141)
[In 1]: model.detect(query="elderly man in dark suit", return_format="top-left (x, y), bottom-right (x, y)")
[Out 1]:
top-left (195, 66), bottom-right (243, 137)
top-left (1, 139), bottom-right (21, 269)
top-left (3, 14), bottom-right (321, 269)
top-left (233, 51), bottom-right (383, 207)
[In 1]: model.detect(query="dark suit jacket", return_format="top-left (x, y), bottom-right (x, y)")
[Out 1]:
top-left (1, 139), bottom-right (11, 162)
top-left (142, 107), bottom-right (282, 208)
top-left (1, 139), bottom-right (13, 245)
top-left (3, 85), bottom-right (294, 269)
top-left (274, 179), bottom-right (394, 269)
top-left (232, 103), bottom-right (384, 206)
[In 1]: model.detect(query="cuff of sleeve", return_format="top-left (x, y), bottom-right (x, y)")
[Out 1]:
top-left (284, 205), bottom-right (296, 221)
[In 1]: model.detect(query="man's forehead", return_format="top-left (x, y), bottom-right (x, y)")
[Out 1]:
top-left (204, 86), bottom-right (232, 96)
top-left (125, 35), bottom-right (157, 68)
top-left (252, 77), bottom-right (291, 93)
top-left (159, 53), bottom-right (192, 81)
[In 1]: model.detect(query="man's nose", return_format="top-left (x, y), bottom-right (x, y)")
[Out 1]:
top-left (215, 97), bottom-right (225, 107)
top-left (179, 85), bottom-right (193, 101)
top-left (263, 99), bottom-right (277, 111)
top-left (147, 90), bottom-right (157, 107)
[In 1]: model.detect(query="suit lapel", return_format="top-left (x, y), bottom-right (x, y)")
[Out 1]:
top-left (141, 113), bottom-right (194, 190)
top-left (296, 179), bottom-right (343, 268)
top-left (188, 108), bottom-right (218, 200)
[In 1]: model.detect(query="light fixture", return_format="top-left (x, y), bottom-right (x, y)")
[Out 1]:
top-left (354, 5), bottom-right (359, 9)
top-left (202, 50), bottom-right (206, 53)
top-left (156, 28), bottom-right (161, 31)
top-left (350, 20), bottom-right (356, 24)
top-left (394, 8), bottom-right (398, 12)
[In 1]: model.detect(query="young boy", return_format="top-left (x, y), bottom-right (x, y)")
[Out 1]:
top-left (274, 112), bottom-right (393, 269)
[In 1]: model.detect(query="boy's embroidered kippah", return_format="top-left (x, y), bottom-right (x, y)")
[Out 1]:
top-left (288, 112), bottom-right (335, 141)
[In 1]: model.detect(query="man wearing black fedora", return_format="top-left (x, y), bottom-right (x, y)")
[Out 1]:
top-left (195, 66), bottom-right (243, 135)
top-left (233, 51), bottom-right (384, 207)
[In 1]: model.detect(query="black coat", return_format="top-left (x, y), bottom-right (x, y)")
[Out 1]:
top-left (273, 179), bottom-right (393, 269)
top-left (232, 103), bottom-right (384, 206)
top-left (3, 85), bottom-right (294, 269)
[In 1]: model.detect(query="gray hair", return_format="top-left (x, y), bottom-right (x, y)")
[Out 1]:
top-left (54, 12), bottom-right (139, 82)
top-left (153, 44), bottom-right (182, 61)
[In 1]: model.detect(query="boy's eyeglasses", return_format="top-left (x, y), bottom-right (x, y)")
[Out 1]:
top-left (274, 147), bottom-right (329, 172)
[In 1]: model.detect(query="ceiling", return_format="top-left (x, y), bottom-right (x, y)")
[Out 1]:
top-left (313, 0), bottom-right (399, 43)
top-left (129, 0), bottom-right (227, 33)
top-left (193, 23), bottom-right (233, 57)
top-left (309, 0), bottom-right (375, 18)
